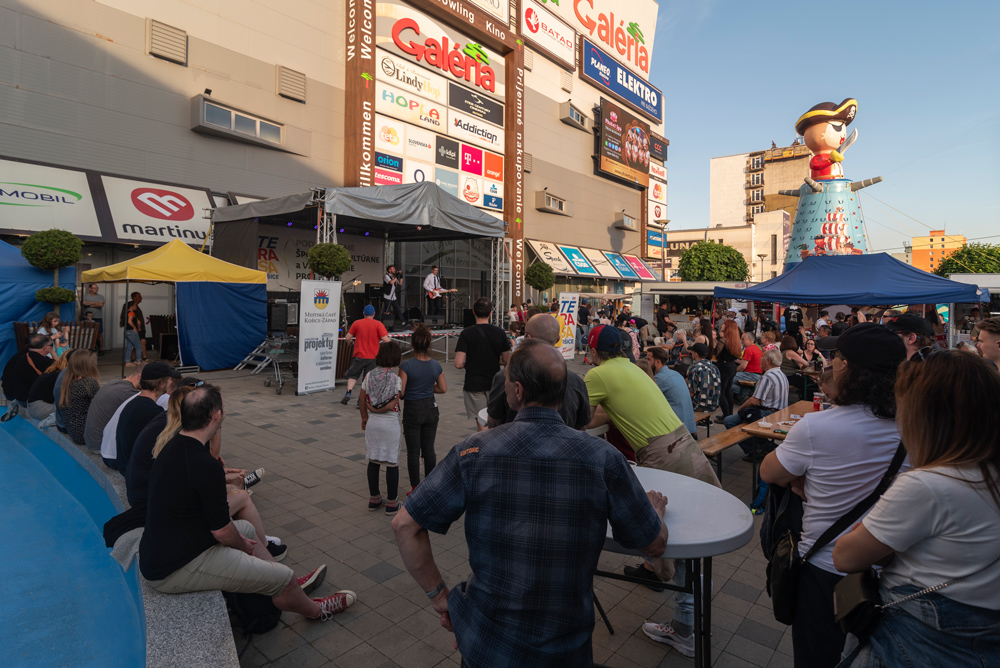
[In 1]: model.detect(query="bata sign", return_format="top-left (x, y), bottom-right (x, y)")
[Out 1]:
top-left (390, 17), bottom-right (499, 95)
top-left (520, 0), bottom-right (576, 70)
top-left (545, 0), bottom-right (659, 81)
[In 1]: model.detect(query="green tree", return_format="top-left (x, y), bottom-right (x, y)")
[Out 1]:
top-left (933, 243), bottom-right (1000, 277)
top-left (307, 243), bottom-right (352, 279)
top-left (525, 261), bottom-right (555, 292)
top-left (20, 229), bottom-right (82, 305)
top-left (677, 241), bottom-right (750, 281)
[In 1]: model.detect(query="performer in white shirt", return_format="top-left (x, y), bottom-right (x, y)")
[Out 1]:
top-left (423, 265), bottom-right (448, 317)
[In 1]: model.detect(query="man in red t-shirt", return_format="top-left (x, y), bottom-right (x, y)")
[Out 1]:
top-left (340, 305), bottom-right (391, 405)
top-left (731, 332), bottom-right (763, 395)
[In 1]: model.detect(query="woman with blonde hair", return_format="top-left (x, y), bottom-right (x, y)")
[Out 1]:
top-left (60, 350), bottom-right (101, 444)
top-left (832, 350), bottom-right (1000, 666)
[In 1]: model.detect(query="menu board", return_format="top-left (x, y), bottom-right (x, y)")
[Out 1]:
top-left (597, 98), bottom-right (650, 188)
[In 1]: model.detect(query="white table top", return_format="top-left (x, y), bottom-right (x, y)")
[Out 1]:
top-left (605, 466), bottom-right (754, 559)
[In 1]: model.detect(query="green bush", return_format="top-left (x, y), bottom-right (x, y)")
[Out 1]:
top-left (525, 262), bottom-right (555, 291)
top-left (677, 241), bottom-right (750, 282)
top-left (307, 243), bottom-right (352, 279)
top-left (20, 229), bottom-right (83, 270)
top-left (35, 287), bottom-right (77, 305)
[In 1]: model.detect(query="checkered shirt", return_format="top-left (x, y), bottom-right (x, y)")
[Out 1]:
top-left (405, 406), bottom-right (662, 668)
top-left (686, 359), bottom-right (721, 412)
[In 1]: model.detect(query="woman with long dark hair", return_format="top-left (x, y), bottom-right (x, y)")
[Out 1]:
top-left (60, 350), bottom-right (101, 445)
top-left (715, 320), bottom-right (741, 417)
top-left (761, 324), bottom-right (908, 668)
top-left (832, 350), bottom-right (1000, 667)
top-left (398, 323), bottom-right (446, 495)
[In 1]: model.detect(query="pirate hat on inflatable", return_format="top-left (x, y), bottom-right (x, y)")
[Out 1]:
top-left (795, 98), bottom-right (858, 136)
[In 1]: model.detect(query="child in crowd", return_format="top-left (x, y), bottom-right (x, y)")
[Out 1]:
top-left (359, 341), bottom-right (403, 515)
top-left (37, 311), bottom-right (69, 357)
top-left (508, 320), bottom-right (524, 352)
top-left (635, 358), bottom-right (654, 379)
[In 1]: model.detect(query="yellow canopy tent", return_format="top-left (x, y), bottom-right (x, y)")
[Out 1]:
top-left (82, 240), bottom-right (267, 372)
top-left (82, 239), bottom-right (265, 284)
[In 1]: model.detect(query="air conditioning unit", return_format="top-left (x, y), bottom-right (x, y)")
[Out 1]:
top-left (614, 212), bottom-right (637, 231)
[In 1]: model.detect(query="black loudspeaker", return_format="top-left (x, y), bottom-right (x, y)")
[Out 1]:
top-left (342, 294), bottom-right (367, 326)
top-left (367, 283), bottom-right (384, 299)
top-left (425, 314), bottom-right (447, 328)
top-left (463, 309), bottom-right (476, 327)
top-left (407, 307), bottom-right (424, 322)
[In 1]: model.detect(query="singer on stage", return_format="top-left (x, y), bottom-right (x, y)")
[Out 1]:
top-left (423, 265), bottom-right (445, 317)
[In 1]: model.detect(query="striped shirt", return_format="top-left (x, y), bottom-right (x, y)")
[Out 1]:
top-left (753, 367), bottom-right (789, 411)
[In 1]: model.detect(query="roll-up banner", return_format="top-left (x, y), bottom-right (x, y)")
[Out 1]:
top-left (297, 280), bottom-right (342, 395)
top-left (557, 292), bottom-right (579, 360)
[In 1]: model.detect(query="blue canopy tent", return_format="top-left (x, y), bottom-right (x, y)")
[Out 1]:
top-left (713, 254), bottom-right (990, 304)
top-left (0, 240), bottom-right (75, 367)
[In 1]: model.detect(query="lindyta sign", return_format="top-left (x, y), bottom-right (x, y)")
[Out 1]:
top-left (581, 38), bottom-right (662, 123)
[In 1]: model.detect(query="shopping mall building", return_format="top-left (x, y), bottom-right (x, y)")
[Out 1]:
top-left (0, 0), bottom-right (668, 341)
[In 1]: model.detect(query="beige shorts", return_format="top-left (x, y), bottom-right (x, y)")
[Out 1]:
top-left (463, 391), bottom-right (489, 420)
top-left (146, 520), bottom-right (293, 598)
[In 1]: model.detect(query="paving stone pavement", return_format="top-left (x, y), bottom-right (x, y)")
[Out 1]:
top-left (130, 351), bottom-right (794, 667)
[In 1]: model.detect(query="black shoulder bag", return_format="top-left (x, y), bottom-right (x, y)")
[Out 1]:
top-left (764, 442), bottom-right (906, 625)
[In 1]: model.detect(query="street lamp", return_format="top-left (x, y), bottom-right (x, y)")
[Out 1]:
top-left (757, 253), bottom-right (767, 283)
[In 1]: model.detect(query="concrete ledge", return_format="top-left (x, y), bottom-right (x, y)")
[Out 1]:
top-left (29, 418), bottom-right (239, 668)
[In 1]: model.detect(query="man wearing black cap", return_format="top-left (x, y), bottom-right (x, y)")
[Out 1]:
top-left (115, 361), bottom-right (180, 475)
top-left (883, 313), bottom-right (936, 361)
top-left (761, 323), bottom-right (909, 667)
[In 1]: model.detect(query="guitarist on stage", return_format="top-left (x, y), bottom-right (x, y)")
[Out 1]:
top-left (423, 265), bottom-right (455, 317)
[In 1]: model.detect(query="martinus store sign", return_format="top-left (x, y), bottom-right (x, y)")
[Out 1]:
top-left (580, 38), bottom-right (662, 123)
top-left (0, 159), bottom-right (102, 237)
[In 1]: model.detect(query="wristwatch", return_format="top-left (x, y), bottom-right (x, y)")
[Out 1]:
top-left (425, 581), bottom-right (446, 599)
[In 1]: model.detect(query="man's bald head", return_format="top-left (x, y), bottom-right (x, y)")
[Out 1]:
top-left (525, 313), bottom-right (561, 345)
top-left (505, 338), bottom-right (567, 410)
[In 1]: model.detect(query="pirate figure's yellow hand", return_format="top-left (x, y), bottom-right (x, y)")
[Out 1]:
top-left (830, 150), bottom-right (844, 162)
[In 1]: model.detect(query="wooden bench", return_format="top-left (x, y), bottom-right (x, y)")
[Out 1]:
top-left (694, 411), bottom-right (714, 438)
top-left (699, 425), bottom-right (751, 483)
top-left (15, 321), bottom-right (98, 353)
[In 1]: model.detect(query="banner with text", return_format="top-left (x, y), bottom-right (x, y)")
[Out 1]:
top-left (298, 280), bottom-right (342, 395)
top-left (557, 293), bottom-right (579, 360)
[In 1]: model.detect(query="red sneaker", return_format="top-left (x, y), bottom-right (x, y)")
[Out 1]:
top-left (314, 591), bottom-right (357, 620)
top-left (296, 565), bottom-right (327, 595)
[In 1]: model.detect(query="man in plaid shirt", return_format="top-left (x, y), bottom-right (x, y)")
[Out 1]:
top-left (686, 343), bottom-right (721, 412)
top-left (392, 340), bottom-right (669, 668)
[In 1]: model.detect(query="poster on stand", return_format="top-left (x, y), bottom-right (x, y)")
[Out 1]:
top-left (557, 293), bottom-right (579, 360)
top-left (297, 280), bottom-right (341, 395)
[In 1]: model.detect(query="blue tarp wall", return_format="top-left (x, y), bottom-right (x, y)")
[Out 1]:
top-left (713, 254), bottom-right (990, 304)
top-left (0, 240), bottom-right (76, 367)
top-left (176, 282), bottom-right (267, 370)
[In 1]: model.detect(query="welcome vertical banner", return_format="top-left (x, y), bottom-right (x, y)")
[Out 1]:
top-left (557, 293), bottom-right (579, 360)
top-left (298, 280), bottom-right (342, 395)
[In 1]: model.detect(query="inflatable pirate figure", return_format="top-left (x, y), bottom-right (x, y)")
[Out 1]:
top-left (778, 97), bottom-right (884, 270)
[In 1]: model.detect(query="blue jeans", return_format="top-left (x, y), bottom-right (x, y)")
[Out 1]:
top-left (124, 329), bottom-right (141, 362)
top-left (722, 408), bottom-right (779, 455)
top-left (839, 584), bottom-right (1000, 667)
top-left (577, 325), bottom-right (590, 350)
top-left (673, 559), bottom-right (694, 629)
top-left (731, 371), bottom-right (761, 395)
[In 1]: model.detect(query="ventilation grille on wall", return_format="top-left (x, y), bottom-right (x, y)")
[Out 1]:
top-left (560, 70), bottom-right (573, 92)
top-left (147, 19), bottom-right (187, 65)
top-left (277, 66), bottom-right (307, 102)
top-left (524, 48), bottom-right (534, 71)
top-left (524, 153), bottom-right (533, 173)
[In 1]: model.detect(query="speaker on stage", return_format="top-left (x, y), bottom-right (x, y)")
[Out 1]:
top-left (408, 307), bottom-right (424, 322)
top-left (463, 309), bottom-right (476, 327)
top-left (367, 283), bottom-right (384, 300)
top-left (425, 314), bottom-right (447, 328)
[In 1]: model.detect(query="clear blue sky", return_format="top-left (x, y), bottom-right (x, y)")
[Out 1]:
top-left (648, 0), bottom-right (1000, 253)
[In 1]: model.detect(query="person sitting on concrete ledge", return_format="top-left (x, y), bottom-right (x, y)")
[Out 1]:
top-left (139, 384), bottom-right (352, 618)
top-left (85, 363), bottom-right (143, 453)
top-left (26, 353), bottom-right (71, 421)
top-left (1, 333), bottom-right (53, 415)
top-left (116, 362), bottom-right (180, 476)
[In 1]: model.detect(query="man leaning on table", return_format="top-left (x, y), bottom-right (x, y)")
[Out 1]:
top-left (392, 340), bottom-right (668, 668)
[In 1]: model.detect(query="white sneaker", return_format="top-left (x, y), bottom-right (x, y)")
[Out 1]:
top-left (642, 622), bottom-right (695, 657)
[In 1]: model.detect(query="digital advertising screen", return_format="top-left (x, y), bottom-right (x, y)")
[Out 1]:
top-left (597, 99), bottom-right (650, 188)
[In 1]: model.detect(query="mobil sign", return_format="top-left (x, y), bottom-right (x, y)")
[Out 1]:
top-left (520, 0), bottom-right (577, 70)
top-left (101, 176), bottom-right (213, 245)
top-left (0, 158), bottom-right (102, 237)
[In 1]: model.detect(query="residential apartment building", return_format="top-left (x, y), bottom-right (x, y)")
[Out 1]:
top-left (0, 0), bottom-right (667, 333)
top-left (910, 230), bottom-right (966, 273)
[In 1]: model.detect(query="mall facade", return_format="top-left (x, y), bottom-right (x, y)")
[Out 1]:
top-left (0, 0), bottom-right (668, 338)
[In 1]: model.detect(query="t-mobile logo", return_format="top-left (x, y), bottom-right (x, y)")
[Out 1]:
top-left (130, 187), bottom-right (194, 221)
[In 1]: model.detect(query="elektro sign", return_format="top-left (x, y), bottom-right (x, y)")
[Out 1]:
top-left (580, 38), bottom-right (662, 123)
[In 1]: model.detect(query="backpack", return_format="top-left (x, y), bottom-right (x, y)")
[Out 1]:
top-left (224, 591), bottom-right (282, 637)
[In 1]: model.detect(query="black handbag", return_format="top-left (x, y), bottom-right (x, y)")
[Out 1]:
top-left (764, 442), bottom-right (906, 625)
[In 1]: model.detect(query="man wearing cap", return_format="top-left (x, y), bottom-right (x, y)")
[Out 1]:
top-left (341, 305), bottom-right (391, 405)
top-left (761, 323), bottom-right (908, 666)
top-left (115, 361), bottom-right (181, 476)
top-left (796, 98), bottom-right (858, 181)
top-left (883, 313), bottom-right (936, 361)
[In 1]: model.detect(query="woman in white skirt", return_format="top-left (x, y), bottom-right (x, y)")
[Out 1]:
top-left (359, 341), bottom-right (403, 515)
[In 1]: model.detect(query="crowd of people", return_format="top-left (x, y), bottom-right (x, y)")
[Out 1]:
top-left (4, 293), bottom-right (999, 667)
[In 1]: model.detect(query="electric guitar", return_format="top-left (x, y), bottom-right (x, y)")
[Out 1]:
top-left (427, 288), bottom-right (458, 299)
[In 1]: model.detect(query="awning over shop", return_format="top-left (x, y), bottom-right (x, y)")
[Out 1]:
top-left (557, 245), bottom-right (599, 277)
top-left (621, 254), bottom-right (658, 281)
top-left (526, 239), bottom-right (576, 275)
top-left (581, 248), bottom-right (622, 278)
top-left (526, 239), bottom-right (654, 281)
top-left (603, 252), bottom-right (639, 280)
